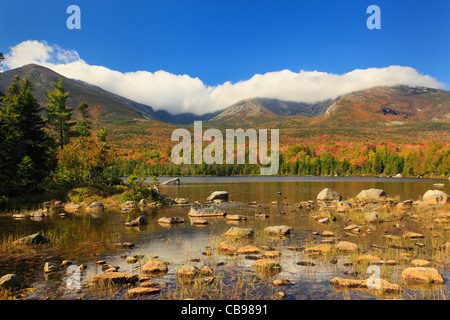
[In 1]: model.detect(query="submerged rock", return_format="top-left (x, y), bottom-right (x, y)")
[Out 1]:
top-left (264, 225), bottom-right (293, 236)
top-left (126, 257), bottom-right (138, 264)
top-left (263, 251), bottom-right (281, 259)
top-left (174, 198), bottom-right (188, 204)
top-left (127, 287), bottom-right (161, 297)
top-left (160, 177), bottom-right (180, 186)
top-left (403, 232), bottom-right (425, 239)
top-left (304, 244), bottom-right (334, 255)
top-left (158, 216), bottom-right (185, 224)
top-left (43, 200), bottom-right (63, 207)
top-left (125, 215), bottom-right (148, 226)
top-left (206, 191), bottom-right (229, 202)
top-left (30, 210), bottom-right (44, 218)
top-left (402, 267), bottom-right (444, 284)
top-left (322, 230), bottom-right (334, 237)
top-left (219, 242), bottom-right (237, 254)
top-left (190, 218), bottom-right (208, 225)
top-left (93, 272), bottom-right (138, 285)
top-left (254, 259), bottom-right (282, 275)
top-left (356, 255), bottom-right (381, 264)
top-left (0, 274), bottom-right (20, 289)
top-left (343, 224), bottom-right (361, 232)
top-left (142, 260), bottom-right (168, 275)
top-left (237, 245), bottom-right (260, 255)
top-left (200, 266), bottom-right (213, 276)
top-left (64, 203), bottom-right (81, 213)
top-left (115, 242), bottom-right (135, 249)
top-left (224, 227), bottom-right (254, 239)
top-left (60, 260), bottom-right (73, 267)
top-left (330, 277), bottom-right (400, 294)
top-left (188, 204), bottom-right (226, 217)
top-left (225, 214), bottom-right (247, 221)
top-left (177, 265), bottom-right (199, 279)
top-left (44, 262), bottom-right (58, 273)
top-left (273, 279), bottom-right (293, 287)
top-left (139, 281), bottom-right (159, 287)
top-left (86, 202), bottom-right (104, 212)
top-left (14, 232), bottom-right (50, 245)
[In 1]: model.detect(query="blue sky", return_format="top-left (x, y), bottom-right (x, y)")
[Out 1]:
top-left (0, 0), bottom-right (449, 114)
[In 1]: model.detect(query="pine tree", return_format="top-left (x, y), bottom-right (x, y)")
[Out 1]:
top-left (45, 76), bottom-right (75, 149)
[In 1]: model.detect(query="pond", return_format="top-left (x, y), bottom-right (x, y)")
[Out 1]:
top-left (0, 177), bottom-right (449, 300)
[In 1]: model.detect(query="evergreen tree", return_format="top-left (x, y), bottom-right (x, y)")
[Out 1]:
top-left (0, 52), bottom-right (4, 71)
top-left (0, 76), bottom-right (54, 195)
top-left (74, 102), bottom-right (92, 137)
top-left (45, 76), bottom-right (75, 149)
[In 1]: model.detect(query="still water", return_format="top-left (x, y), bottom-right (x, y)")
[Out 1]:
top-left (0, 177), bottom-right (448, 300)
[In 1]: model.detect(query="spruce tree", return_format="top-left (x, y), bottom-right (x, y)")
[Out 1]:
top-left (0, 76), bottom-right (54, 195)
top-left (45, 76), bottom-right (75, 149)
top-left (75, 102), bottom-right (92, 137)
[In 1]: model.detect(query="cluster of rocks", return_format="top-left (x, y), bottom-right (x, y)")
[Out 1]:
top-left (308, 186), bottom-right (448, 296)
top-left (313, 187), bottom-right (449, 222)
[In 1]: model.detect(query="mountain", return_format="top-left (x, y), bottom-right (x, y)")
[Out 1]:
top-left (208, 97), bottom-right (337, 124)
top-left (320, 85), bottom-right (450, 124)
top-left (0, 64), bottom-right (144, 121)
top-left (1, 64), bottom-right (449, 131)
top-left (0, 64), bottom-right (221, 125)
top-left (73, 78), bottom-right (221, 124)
top-left (206, 86), bottom-right (450, 128)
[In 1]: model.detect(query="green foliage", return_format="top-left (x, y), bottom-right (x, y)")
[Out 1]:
top-left (66, 185), bottom-right (126, 203)
top-left (15, 156), bottom-right (38, 192)
top-left (0, 75), bottom-right (55, 195)
top-left (45, 76), bottom-right (75, 149)
top-left (119, 175), bottom-right (160, 202)
top-left (74, 102), bottom-right (92, 137)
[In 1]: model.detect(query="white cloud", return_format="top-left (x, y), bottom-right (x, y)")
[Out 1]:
top-left (3, 40), bottom-right (444, 115)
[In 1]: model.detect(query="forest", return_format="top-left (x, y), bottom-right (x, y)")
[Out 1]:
top-left (0, 73), bottom-right (448, 203)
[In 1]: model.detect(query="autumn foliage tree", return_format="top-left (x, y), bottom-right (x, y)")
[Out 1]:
top-left (54, 103), bottom-right (120, 189)
top-left (55, 132), bottom-right (119, 188)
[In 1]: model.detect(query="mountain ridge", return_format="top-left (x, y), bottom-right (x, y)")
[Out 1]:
top-left (1, 64), bottom-right (449, 128)
top-left (0, 64), bottom-right (221, 125)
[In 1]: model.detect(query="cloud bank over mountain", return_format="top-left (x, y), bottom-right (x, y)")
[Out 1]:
top-left (3, 40), bottom-right (444, 115)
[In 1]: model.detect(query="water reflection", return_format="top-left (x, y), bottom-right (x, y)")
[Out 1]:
top-left (0, 177), bottom-right (448, 300)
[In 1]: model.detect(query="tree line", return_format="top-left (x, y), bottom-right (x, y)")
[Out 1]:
top-left (118, 142), bottom-right (449, 178)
